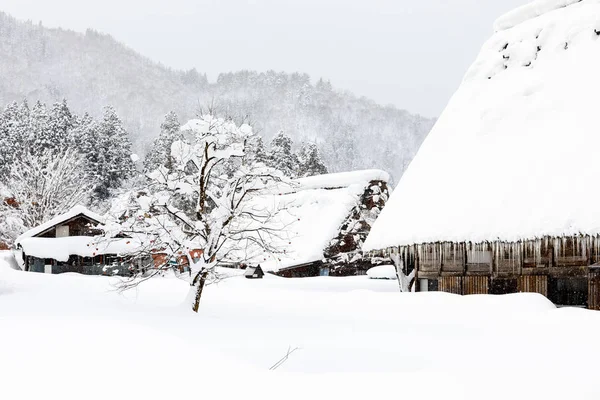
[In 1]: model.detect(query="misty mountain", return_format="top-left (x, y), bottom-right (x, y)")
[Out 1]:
top-left (0, 11), bottom-right (434, 181)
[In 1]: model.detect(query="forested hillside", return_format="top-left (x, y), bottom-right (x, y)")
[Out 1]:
top-left (0, 12), bottom-right (434, 181)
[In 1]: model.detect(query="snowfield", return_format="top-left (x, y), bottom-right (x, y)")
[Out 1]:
top-left (2, 250), bottom-right (600, 399)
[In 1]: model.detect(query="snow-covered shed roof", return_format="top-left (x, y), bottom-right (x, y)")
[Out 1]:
top-left (243, 170), bottom-right (388, 272)
top-left (364, 0), bottom-right (600, 250)
top-left (15, 205), bottom-right (104, 244)
top-left (244, 265), bottom-right (264, 277)
top-left (18, 237), bottom-right (144, 262)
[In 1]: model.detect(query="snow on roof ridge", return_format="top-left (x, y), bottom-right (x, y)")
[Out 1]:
top-left (295, 169), bottom-right (389, 191)
top-left (15, 205), bottom-right (105, 244)
top-left (494, 0), bottom-right (583, 32)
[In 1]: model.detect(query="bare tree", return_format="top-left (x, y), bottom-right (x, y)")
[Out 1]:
top-left (0, 149), bottom-right (93, 244)
top-left (102, 116), bottom-right (293, 312)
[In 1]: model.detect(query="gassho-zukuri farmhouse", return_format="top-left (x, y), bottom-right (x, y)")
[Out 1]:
top-left (363, 0), bottom-right (600, 309)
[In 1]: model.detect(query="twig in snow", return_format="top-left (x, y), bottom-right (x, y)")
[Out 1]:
top-left (269, 345), bottom-right (300, 370)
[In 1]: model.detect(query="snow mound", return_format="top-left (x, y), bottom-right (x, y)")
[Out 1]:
top-left (364, 0), bottom-right (600, 250)
top-left (0, 250), bottom-right (19, 271)
top-left (494, 0), bottom-right (583, 32)
top-left (366, 265), bottom-right (397, 280)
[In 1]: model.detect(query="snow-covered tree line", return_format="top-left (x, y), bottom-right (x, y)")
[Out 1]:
top-left (145, 113), bottom-right (328, 179)
top-left (0, 100), bottom-right (135, 244)
top-left (0, 12), bottom-right (434, 183)
top-left (0, 100), bottom-right (328, 246)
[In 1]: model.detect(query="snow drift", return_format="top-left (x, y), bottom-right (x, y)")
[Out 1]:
top-left (364, 0), bottom-right (600, 250)
top-left (366, 265), bottom-right (397, 280)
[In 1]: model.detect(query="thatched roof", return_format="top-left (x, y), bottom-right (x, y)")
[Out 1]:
top-left (364, 0), bottom-right (600, 250)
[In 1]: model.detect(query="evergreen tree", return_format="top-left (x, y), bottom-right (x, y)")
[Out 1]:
top-left (243, 134), bottom-right (267, 166)
top-left (0, 101), bottom-right (29, 179)
top-left (71, 113), bottom-right (102, 192)
top-left (267, 130), bottom-right (298, 177)
top-left (48, 99), bottom-right (74, 150)
top-left (297, 142), bottom-right (328, 177)
top-left (94, 106), bottom-right (135, 199)
top-left (143, 111), bottom-right (181, 173)
top-left (28, 100), bottom-right (52, 155)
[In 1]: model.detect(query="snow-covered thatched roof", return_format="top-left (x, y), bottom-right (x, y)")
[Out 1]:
top-left (15, 205), bottom-right (104, 244)
top-left (364, 0), bottom-right (600, 250)
top-left (249, 170), bottom-right (389, 272)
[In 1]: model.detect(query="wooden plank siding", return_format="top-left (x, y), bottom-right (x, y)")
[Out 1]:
top-left (438, 276), bottom-right (462, 295)
top-left (588, 271), bottom-right (600, 310)
top-left (517, 275), bottom-right (548, 297)
top-left (437, 276), bottom-right (488, 295)
top-left (463, 276), bottom-right (489, 295)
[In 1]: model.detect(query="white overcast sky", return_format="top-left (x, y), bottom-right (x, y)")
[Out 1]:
top-left (1, 0), bottom-right (527, 117)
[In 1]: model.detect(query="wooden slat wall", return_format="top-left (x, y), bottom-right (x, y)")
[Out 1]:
top-left (463, 276), bottom-right (489, 295)
top-left (589, 272), bottom-right (600, 311)
top-left (518, 275), bottom-right (548, 296)
top-left (439, 276), bottom-right (462, 295)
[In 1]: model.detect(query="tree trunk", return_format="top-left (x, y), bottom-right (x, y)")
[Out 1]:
top-left (391, 253), bottom-right (415, 292)
top-left (191, 270), bottom-right (209, 313)
top-left (398, 270), bottom-right (415, 293)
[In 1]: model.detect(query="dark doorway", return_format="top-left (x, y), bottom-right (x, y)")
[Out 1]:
top-left (490, 278), bottom-right (518, 295)
top-left (428, 279), bottom-right (438, 292)
top-left (548, 277), bottom-right (587, 307)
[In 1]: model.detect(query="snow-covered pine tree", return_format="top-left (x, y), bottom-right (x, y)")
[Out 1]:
top-left (93, 106), bottom-right (135, 199)
top-left (28, 100), bottom-right (52, 155)
top-left (243, 133), bottom-right (267, 166)
top-left (0, 102), bottom-right (20, 178)
top-left (69, 113), bottom-right (104, 192)
top-left (267, 130), bottom-right (298, 177)
top-left (48, 99), bottom-right (74, 151)
top-left (0, 100), bottom-right (31, 179)
top-left (297, 142), bottom-right (328, 177)
top-left (143, 111), bottom-right (181, 173)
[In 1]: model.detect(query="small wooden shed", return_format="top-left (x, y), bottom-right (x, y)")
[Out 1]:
top-left (244, 265), bottom-right (265, 279)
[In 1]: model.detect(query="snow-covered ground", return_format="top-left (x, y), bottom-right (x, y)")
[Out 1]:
top-left (2, 250), bottom-right (600, 399)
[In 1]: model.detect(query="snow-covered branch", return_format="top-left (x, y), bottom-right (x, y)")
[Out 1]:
top-left (102, 116), bottom-right (293, 312)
